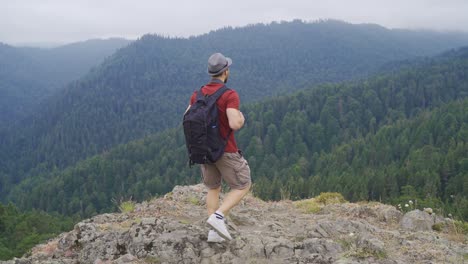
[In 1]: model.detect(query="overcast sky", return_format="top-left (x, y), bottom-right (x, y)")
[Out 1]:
top-left (2, 0), bottom-right (468, 46)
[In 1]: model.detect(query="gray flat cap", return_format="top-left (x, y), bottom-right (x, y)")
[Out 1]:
top-left (207, 53), bottom-right (232, 76)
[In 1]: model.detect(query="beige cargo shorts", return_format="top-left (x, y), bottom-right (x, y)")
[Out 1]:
top-left (201, 152), bottom-right (251, 190)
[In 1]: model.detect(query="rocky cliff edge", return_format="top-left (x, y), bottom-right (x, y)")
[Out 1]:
top-left (2, 184), bottom-right (467, 264)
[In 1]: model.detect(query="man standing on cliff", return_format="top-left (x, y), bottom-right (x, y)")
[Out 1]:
top-left (186, 53), bottom-right (251, 242)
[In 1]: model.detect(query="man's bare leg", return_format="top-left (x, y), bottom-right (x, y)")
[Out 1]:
top-left (218, 183), bottom-right (251, 215)
top-left (206, 186), bottom-right (221, 216)
top-left (206, 183), bottom-right (251, 240)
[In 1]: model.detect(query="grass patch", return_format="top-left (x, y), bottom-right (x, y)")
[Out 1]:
top-left (432, 223), bottom-right (444, 232)
top-left (120, 218), bottom-right (141, 229)
top-left (186, 196), bottom-right (200, 205)
top-left (119, 201), bottom-right (136, 213)
top-left (453, 220), bottom-right (468, 234)
top-left (112, 196), bottom-right (136, 213)
top-left (293, 236), bottom-right (306, 242)
top-left (337, 238), bottom-right (354, 250)
top-left (294, 192), bottom-right (347, 214)
top-left (346, 248), bottom-right (387, 260)
top-left (163, 192), bottom-right (173, 200)
top-left (179, 219), bottom-right (190, 225)
top-left (144, 256), bottom-right (161, 263)
top-left (429, 220), bottom-right (467, 241)
top-left (294, 199), bottom-right (321, 214)
top-left (315, 192), bottom-right (347, 205)
top-left (446, 220), bottom-right (468, 243)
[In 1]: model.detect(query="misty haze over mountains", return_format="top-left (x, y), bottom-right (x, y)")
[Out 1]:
top-left (0, 38), bottom-right (132, 127)
top-left (3, 0), bottom-right (468, 44)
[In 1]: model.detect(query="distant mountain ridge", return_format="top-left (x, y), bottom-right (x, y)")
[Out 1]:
top-left (2, 20), bottom-right (468, 188)
top-left (0, 38), bottom-right (132, 128)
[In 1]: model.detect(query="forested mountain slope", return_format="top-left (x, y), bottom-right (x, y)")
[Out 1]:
top-left (0, 38), bottom-right (132, 127)
top-left (2, 20), bottom-right (468, 189)
top-left (0, 203), bottom-right (75, 260)
top-left (7, 46), bottom-right (468, 221)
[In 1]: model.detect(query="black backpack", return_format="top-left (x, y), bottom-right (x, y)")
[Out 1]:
top-left (183, 85), bottom-right (231, 165)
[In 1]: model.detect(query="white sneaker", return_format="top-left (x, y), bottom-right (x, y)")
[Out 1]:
top-left (207, 212), bottom-right (232, 240)
top-left (207, 230), bottom-right (225, 243)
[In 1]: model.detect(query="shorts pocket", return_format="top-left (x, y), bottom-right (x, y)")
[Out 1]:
top-left (234, 158), bottom-right (251, 187)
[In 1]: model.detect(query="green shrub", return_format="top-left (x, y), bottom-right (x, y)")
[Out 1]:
top-left (315, 192), bottom-right (347, 205)
top-left (119, 201), bottom-right (136, 213)
top-left (294, 192), bottom-right (347, 213)
top-left (432, 223), bottom-right (444, 232)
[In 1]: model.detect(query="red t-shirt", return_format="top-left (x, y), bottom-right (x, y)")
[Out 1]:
top-left (190, 80), bottom-right (240, 153)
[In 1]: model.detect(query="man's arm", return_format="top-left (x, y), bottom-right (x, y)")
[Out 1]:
top-left (226, 108), bottom-right (245, 131)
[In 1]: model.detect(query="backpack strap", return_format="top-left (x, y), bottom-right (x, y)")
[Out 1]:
top-left (195, 86), bottom-right (205, 101)
top-left (211, 86), bottom-right (233, 141)
top-left (196, 85), bottom-right (229, 101)
top-left (197, 85), bottom-right (233, 141)
top-left (210, 85), bottom-right (230, 100)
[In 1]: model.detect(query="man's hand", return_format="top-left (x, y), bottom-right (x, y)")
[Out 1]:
top-left (226, 108), bottom-right (245, 130)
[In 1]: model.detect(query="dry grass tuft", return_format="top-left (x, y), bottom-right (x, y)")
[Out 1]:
top-left (294, 192), bottom-right (348, 214)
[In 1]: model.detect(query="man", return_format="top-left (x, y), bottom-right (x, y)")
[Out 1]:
top-left (187, 53), bottom-right (251, 242)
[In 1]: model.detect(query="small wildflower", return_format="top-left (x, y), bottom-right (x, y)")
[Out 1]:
top-left (450, 195), bottom-right (454, 198)
top-left (405, 204), bottom-right (409, 208)
top-left (448, 213), bottom-right (452, 218)
top-left (409, 200), bottom-right (413, 204)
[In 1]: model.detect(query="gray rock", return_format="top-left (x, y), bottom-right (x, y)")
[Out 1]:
top-left (57, 232), bottom-right (78, 250)
top-left (310, 219), bottom-right (377, 239)
top-left (75, 222), bottom-right (98, 243)
top-left (357, 234), bottom-right (385, 255)
top-left (378, 207), bottom-right (403, 223)
top-left (400, 210), bottom-right (435, 231)
top-left (236, 235), bottom-right (266, 259)
top-left (169, 184), bottom-right (208, 206)
top-left (140, 217), bottom-right (156, 226)
top-left (263, 237), bottom-right (294, 259)
top-left (6, 184), bottom-right (466, 264)
top-left (301, 238), bottom-right (343, 257)
top-left (228, 211), bottom-right (257, 226)
top-left (350, 205), bottom-right (378, 219)
top-left (91, 213), bottom-right (117, 224)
